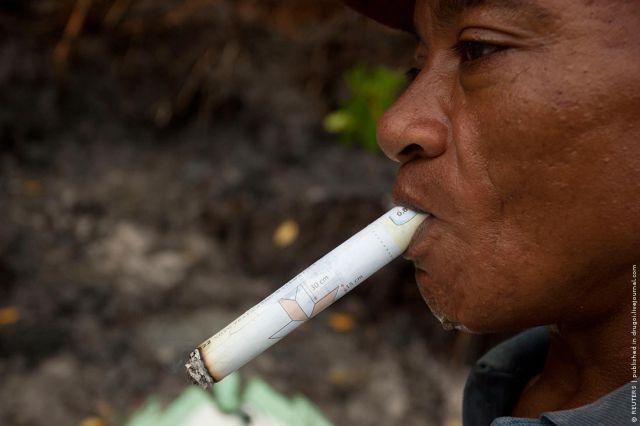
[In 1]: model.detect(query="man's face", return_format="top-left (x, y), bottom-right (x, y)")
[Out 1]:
top-left (377, 0), bottom-right (640, 332)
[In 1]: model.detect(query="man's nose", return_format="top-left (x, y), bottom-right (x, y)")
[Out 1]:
top-left (376, 75), bottom-right (449, 164)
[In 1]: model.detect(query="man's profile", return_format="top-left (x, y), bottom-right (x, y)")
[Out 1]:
top-left (347, 0), bottom-right (640, 424)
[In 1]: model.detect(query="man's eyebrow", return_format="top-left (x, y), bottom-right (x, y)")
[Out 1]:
top-left (426, 0), bottom-right (555, 27)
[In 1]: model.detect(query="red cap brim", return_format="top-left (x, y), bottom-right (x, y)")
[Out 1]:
top-left (344, 0), bottom-right (415, 33)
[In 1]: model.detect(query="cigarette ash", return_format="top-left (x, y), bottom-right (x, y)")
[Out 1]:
top-left (185, 349), bottom-right (215, 389)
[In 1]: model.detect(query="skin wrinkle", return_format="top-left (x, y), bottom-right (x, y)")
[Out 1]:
top-left (377, 0), bottom-right (640, 418)
top-left (508, 65), bottom-right (530, 84)
top-left (452, 86), bottom-right (508, 287)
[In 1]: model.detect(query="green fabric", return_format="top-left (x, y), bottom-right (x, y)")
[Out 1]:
top-left (126, 387), bottom-right (216, 426)
top-left (125, 373), bottom-right (334, 426)
top-left (214, 372), bottom-right (242, 413)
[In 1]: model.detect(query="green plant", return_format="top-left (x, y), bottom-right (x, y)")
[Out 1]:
top-left (324, 65), bottom-right (406, 152)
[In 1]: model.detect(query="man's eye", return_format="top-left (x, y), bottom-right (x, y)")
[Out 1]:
top-left (453, 40), bottom-right (507, 63)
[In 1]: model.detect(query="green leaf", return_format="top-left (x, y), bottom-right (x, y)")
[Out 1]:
top-left (325, 65), bottom-right (406, 153)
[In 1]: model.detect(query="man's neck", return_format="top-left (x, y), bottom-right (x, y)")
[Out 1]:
top-left (511, 301), bottom-right (630, 418)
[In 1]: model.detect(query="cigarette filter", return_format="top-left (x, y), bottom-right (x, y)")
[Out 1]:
top-left (186, 206), bottom-right (427, 387)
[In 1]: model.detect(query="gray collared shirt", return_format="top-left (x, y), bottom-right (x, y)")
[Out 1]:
top-left (462, 326), bottom-right (634, 425)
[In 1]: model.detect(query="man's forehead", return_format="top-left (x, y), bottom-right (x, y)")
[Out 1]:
top-left (430, 0), bottom-right (553, 19)
top-left (429, 0), bottom-right (490, 22)
top-left (415, 0), bottom-right (556, 34)
top-left (345, 0), bottom-right (556, 34)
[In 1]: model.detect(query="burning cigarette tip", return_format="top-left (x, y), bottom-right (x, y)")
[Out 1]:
top-left (185, 348), bottom-right (215, 389)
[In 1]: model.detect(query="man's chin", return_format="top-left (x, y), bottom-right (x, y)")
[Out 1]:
top-left (423, 302), bottom-right (480, 333)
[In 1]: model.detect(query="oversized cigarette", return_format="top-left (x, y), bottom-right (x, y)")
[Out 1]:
top-left (186, 206), bottom-right (427, 387)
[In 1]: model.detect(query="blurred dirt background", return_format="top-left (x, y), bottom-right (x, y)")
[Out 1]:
top-left (0, 1), bottom-right (503, 425)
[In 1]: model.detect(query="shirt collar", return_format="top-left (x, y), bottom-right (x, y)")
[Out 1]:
top-left (463, 326), bottom-right (633, 425)
top-left (540, 382), bottom-right (632, 425)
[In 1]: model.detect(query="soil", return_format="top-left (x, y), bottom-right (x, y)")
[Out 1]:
top-left (0, 1), bottom-right (500, 425)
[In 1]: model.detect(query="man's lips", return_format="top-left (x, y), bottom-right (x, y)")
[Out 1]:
top-left (392, 178), bottom-right (438, 220)
top-left (393, 195), bottom-right (438, 261)
top-left (404, 213), bottom-right (437, 262)
top-left (392, 175), bottom-right (442, 261)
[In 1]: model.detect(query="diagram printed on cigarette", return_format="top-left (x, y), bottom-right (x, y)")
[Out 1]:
top-left (270, 209), bottom-right (416, 339)
top-left (269, 276), bottom-right (340, 339)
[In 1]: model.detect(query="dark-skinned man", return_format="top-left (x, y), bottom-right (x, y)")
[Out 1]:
top-left (345, 0), bottom-right (640, 424)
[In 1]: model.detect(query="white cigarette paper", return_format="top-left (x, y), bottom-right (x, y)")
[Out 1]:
top-left (186, 206), bottom-right (427, 387)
